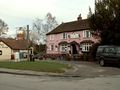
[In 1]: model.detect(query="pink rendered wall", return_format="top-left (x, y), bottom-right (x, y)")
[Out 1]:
top-left (46, 30), bottom-right (99, 54)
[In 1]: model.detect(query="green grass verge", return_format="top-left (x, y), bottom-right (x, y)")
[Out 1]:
top-left (0, 61), bottom-right (71, 73)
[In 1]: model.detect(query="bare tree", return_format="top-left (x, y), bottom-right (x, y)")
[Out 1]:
top-left (32, 13), bottom-right (58, 44)
top-left (0, 19), bottom-right (8, 37)
top-left (32, 18), bottom-right (43, 44)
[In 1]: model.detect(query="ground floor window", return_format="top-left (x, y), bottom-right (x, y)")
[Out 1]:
top-left (60, 44), bottom-right (68, 53)
top-left (47, 44), bottom-right (54, 51)
top-left (50, 44), bottom-right (54, 51)
top-left (81, 43), bottom-right (92, 52)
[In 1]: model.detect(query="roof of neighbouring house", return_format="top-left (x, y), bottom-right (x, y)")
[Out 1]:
top-left (46, 19), bottom-right (90, 35)
top-left (0, 38), bottom-right (30, 50)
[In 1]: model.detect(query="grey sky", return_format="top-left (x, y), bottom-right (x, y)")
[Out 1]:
top-left (0, 0), bottom-right (95, 35)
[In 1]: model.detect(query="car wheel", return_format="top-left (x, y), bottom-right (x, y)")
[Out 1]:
top-left (99, 59), bottom-right (105, 66)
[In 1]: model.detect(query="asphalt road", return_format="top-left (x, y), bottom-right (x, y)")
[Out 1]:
top-left (0, 73), bottom-right (120, 90)
top-left (0, 61), bottom-right (120, 90)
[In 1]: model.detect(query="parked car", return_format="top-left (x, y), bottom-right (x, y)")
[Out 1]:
top-left (96, 45), bottom-right (120, 66)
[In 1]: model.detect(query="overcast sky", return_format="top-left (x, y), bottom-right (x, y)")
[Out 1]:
top-left (0, 0), bottom-right (95, 35)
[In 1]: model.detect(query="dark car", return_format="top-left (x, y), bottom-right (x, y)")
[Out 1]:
top-left (96, 45), bottom-right (120, 66)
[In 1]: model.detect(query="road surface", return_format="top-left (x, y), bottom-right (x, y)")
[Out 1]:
top-left (0, 73), bottom-right (120, 90)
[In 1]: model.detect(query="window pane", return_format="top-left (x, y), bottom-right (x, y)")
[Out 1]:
top-left (60, 44), bottom-right (67, 52)
top-left (51, 45), bottom-right (54, 51)
top-left (81, 43), bottom-right (92, 52)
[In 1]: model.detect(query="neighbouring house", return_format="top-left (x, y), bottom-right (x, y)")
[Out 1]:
top-left (0, 38), bottom-right (33, 61)
top-left (46, 15), bottom-right (99, 59)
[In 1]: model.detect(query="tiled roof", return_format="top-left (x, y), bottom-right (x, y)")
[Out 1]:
top-left (0, 38), bottom-right (30, 50)
top-left (46, 19), bottom-right (90, 35)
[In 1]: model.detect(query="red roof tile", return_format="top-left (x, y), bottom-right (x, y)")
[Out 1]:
top-left (0, 38), bottom-right (30, 50)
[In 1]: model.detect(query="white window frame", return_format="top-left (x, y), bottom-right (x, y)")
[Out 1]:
top-left (62, 33), bottom-right (67, 39)
top-left (83, 30), bottom-right (92, 38)
top-left (50, 44), bottom-right (54, 51)
top-left (50, 35), bottom-right (54, 40)
top-left (60, 44), bottom-right (68, 52)
top-left (81, 43), bottom-right (92, 52)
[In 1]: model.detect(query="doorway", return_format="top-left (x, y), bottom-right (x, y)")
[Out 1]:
top-left (71, 44), bottom-right (78, 54)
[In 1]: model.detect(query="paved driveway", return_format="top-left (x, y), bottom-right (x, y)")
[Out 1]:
top-left (63, 61), bottom-right (120, 78)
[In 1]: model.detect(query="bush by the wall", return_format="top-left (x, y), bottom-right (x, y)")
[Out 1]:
top-left (89, 43), bottom-right (100, 61)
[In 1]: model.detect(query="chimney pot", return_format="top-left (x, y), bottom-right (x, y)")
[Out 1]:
top-left (77, 14), bottom-right (82, 21)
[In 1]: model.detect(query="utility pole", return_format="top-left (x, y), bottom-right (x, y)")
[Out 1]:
top-left (27, 25), bottom-right (30, 61)
top-left (27, 25), bottom-right (29, 41)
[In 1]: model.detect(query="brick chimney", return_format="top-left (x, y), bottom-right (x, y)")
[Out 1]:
top-left (77, 14), bottom-right (82, 21)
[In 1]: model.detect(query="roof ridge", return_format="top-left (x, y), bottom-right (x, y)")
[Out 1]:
top-left (62, 19), bottom-right (88, 24)
top-left (46, 19), bottom-right (89, 35)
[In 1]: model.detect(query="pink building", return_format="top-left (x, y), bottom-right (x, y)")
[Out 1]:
top-left (46, 16), bottom-right (99, 56)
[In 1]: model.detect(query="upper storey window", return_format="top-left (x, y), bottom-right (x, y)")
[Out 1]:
top-left (50, 35), bottom-right (54, 40)
top-left (83, 30), bottom-right (92, 38)
top-left (62, 33), bottom-right (67, 39)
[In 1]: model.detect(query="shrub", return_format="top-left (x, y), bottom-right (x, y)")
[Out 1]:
top-left (89, 43), bottom-right (100, 61)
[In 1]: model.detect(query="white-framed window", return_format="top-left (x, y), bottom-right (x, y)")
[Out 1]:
top-left (50, 35), bottom-right (54, 40)
top-left (81, 43), bottom-right (92, 52)
top-left (62, 33), bottom-right (67, 39)
top-left (50, 44), bottom-right (54, 51)
top-left (60, 44), bottom-right (68, 52)
top-left (83, 30), bottom-right (92, 38)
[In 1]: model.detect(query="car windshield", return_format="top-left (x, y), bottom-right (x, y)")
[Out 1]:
top-left (117, 47), bottom-right (120, 54)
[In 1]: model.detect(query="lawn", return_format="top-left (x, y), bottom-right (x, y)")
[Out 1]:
top-left (0, 61), bottom-right (71, 73)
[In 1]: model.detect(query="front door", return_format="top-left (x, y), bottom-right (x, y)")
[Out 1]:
top-left (71, 44), bottom-right (78, 54)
